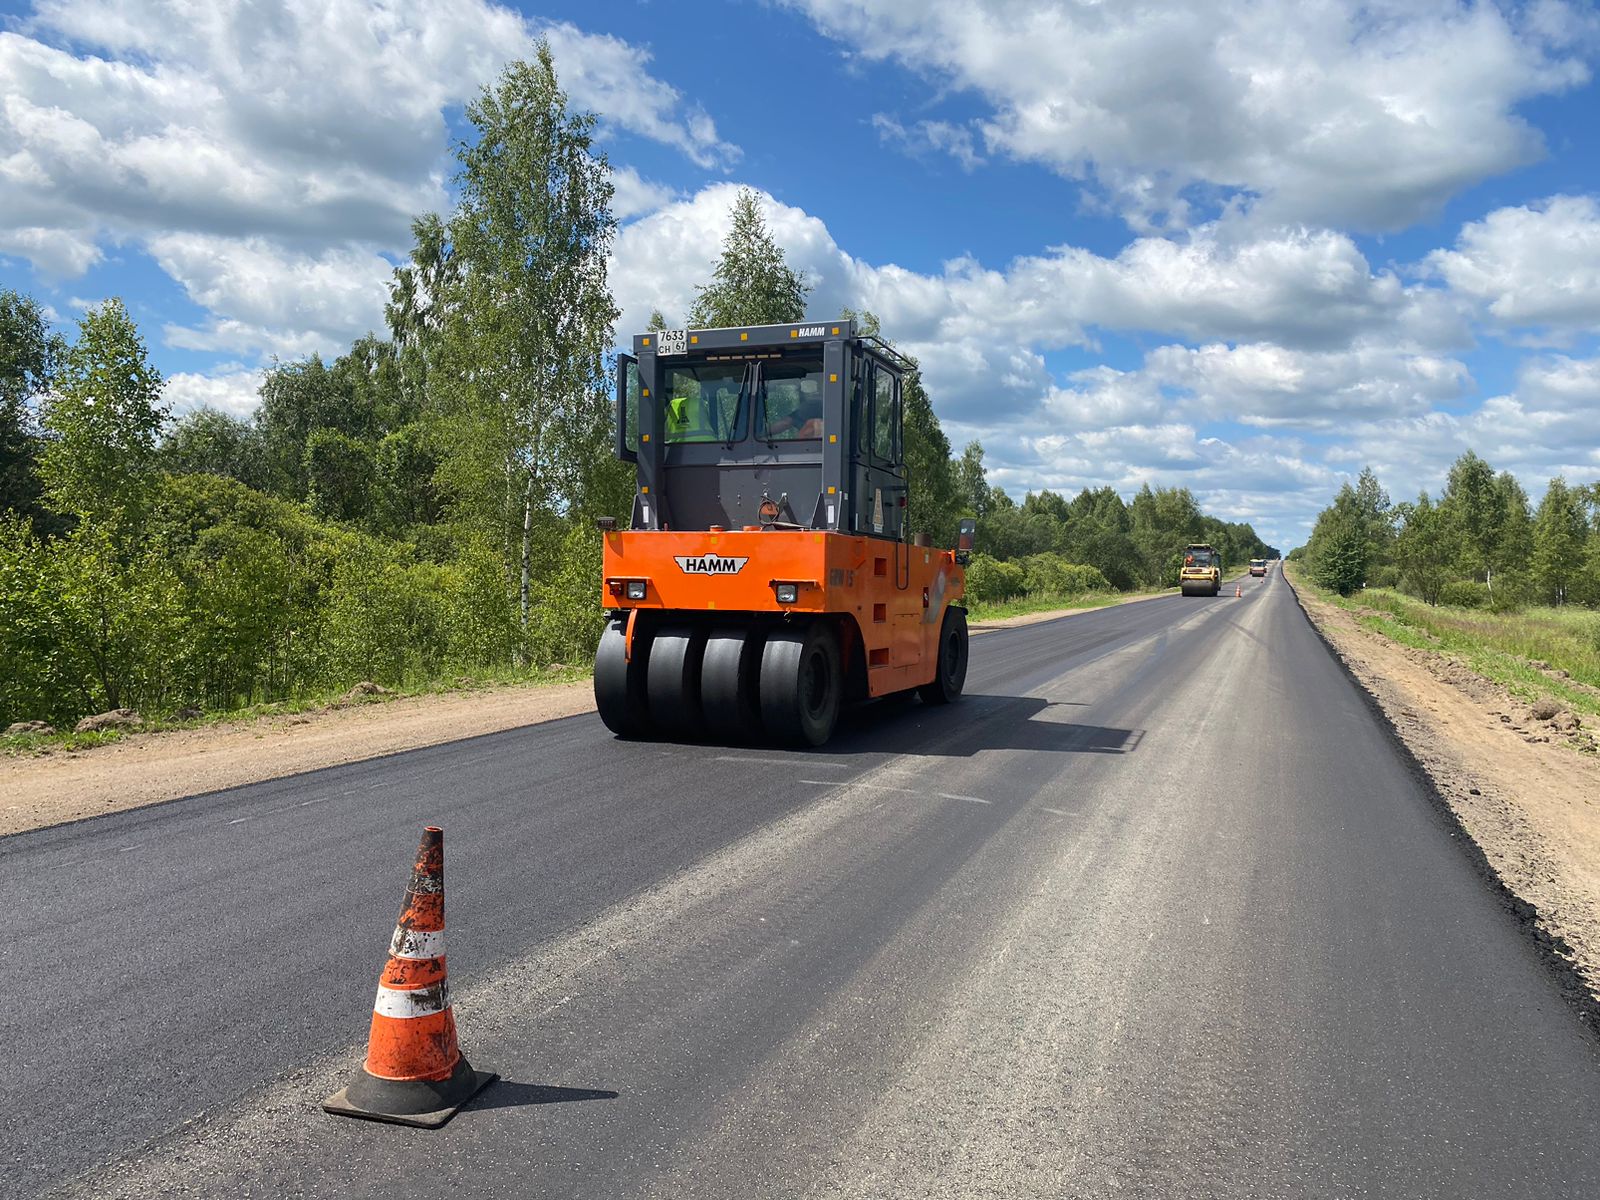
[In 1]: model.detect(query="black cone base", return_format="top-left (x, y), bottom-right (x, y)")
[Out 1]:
top-left (322, 1056), bottom-right (497, 1128)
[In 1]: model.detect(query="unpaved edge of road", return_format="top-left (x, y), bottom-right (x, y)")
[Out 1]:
top-left (1285, 573), bottom-right (1600, 1038)
top-left (0, 680), bottom-right (597, 839)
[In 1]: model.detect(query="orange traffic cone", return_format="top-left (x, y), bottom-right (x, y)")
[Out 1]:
top-left (1235, 583), bottom-right (1242, 598)
top-left (323, 826), bottom-right (496, 1127)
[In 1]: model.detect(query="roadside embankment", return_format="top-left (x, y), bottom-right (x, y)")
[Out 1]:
top-left (1286, 566), bottom-right (1600, 1008)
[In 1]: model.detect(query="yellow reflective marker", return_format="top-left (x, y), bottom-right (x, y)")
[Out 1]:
top-left (641, 387), bottom-right (649, 396)
top-left (790, 329), bottom-right (798, 338)
top-left (827, 485), bottom-right (837, 495)
top-left (831, 326), bottom-right (840, 334)
top-left (829, 373), bottom-right (838, 382)
top-left (641, 485), bottom-right (649, 493)
top-left (740, 332), bottom-right (748, 341)
top-left (642, 337), bottom-right (650, 347)
top-left (690, 335), bottom-right (699, 344)
top-left (707, 601), bottom-right (717, 609)
top-left (641, 433), bottom-right (650, 442)
top-left (829, 434), bottom-right (838, 443)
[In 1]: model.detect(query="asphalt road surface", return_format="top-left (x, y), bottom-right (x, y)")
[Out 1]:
top-left (8, 572), bottom-right (1600, 1198)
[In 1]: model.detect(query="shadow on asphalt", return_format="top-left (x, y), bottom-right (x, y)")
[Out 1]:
top-left (829, 695), bottom-right (1143, 758)
top-left (662, 694), bottom-right (1143, 760)
top-left (470, 1083), bottom-right (620, 1112)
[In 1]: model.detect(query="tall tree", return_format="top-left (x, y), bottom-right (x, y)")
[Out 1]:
top-left (1439, 450), bottom-right (1500, 582)
top-left (1490, 469), bottom-right (1532, 589)
top-left (1352, 465), bottom-right (1394, 569)
top-left (955, 441), bottom-right (993, 518)
top-left (430, 43), bottom-right (621, 628)
top-left (1395, 492), bottom-right (1451, 605)
top-left (688, 189), bottom-right (808, 327)
top-left (160, 407), bottom-right (266, 490)
top-left (38, 298), bottom-right (167, 526)
top-left (0, 289), bottom-right (65, 526)
top-left (1306, 483), bottom-right (1369, 596)
top-left (1531, 477), bottom-right (1587, 604)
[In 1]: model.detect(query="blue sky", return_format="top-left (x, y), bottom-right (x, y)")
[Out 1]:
top-left (3, 0), bottom-right (1600, 549)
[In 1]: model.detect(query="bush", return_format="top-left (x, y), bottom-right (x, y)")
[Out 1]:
top-left (965, 554), bottom-right (1026, 603)
top-left (1367, 563), bottom-right (1400, 589)
top-left (1019, 553), bottom-right (1111, 596)
top-left (1488, 569), bottom-right (1531, 614)
top-left (1438, 580), bottom-right (1488, 609)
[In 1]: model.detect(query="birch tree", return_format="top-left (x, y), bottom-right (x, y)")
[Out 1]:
top-left (427, 44), bottom-right (619, 631)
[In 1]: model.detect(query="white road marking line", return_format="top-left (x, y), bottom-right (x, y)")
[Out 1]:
top-left (852, 782), bottom-right (994, 806)
top-left (715, 755), bottom-right (848, 768)
top-left (797, 779), bottom-right (841, 786)
top-left (227, 817), bottom-right (251, 825)
top-left (1039, 807), bottom-right (1072, 816)
top-left (117, 844), bottom-right (141, 852)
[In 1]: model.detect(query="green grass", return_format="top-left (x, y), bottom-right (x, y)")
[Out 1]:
top-left (1289, 564), bottom-right (1600, 722)
top-left (967, 586), bottom-right (1167, 623)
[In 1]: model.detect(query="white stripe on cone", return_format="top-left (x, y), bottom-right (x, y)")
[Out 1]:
top-left (388, 926), bottom-right (446, 960)
top-left (372, 980), bottom-right (451, 1019)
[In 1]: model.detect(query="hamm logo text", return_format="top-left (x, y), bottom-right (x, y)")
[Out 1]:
top-left (675, 554), bottom-right (750, 575)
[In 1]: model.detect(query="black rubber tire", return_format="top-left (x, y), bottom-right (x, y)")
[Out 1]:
top-left (647, 624), bottom-right (708, 739)
top-left (594, 616), bottom-right (650, 738)
top-left (701, 626), bottom-right (765, 743)
top-left (918, 606), bottom-right (969, 705)
top-left (759, 622), bottom-right (841, 747)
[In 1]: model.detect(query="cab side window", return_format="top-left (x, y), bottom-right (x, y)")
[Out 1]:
top-left (871, 362), bottom-right (900, 464)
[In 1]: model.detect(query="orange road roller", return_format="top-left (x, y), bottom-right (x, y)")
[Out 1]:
top-left (595, 319), bottom-right (971, 746)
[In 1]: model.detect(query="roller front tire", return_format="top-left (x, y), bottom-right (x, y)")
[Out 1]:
top-left (595, 616), bottom-right (650, 738)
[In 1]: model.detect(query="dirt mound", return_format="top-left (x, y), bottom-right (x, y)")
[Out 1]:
top-left (339, 681), bottom-right (394, 704)
top-left (5, 720), bottom-right (55, 735)
top-left (73, 709), bottom-right (144, 733)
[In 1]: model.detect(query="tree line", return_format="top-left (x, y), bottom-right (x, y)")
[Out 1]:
top-left (1298, 455), bottom-right (1600, 608)
top-left (0, 43), bottom-right (1274, 731)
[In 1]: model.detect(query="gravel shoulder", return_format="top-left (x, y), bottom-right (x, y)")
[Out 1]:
top-left (0, 680), bottom-right (595, 837)
top-left (1288, 573), bottom-right (1600, 1005)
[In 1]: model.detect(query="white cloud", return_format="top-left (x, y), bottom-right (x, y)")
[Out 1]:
top-left (0, 224), bottom-right (101, 277)
top-left (163, 366), bottom-right (263, 418)
top-left (611, 181), bottom-right (1499, 548)
top-left (1341, 353), bottom-right (1600, 506)
top-left (1427, 194), bottom-right (1600, 336)
top-left (614, 184), bottom-right (1464, 431)
top-left (871, 115), bottom-right (985, 171)
top-left (789, 0), bottom-right (1595, 230)
top-left (0, 1), bottom-right (736, 357)
top-left (542, 23), bottom-right (738, 170)
top-left (610, 165), bottom-right (679, 222)
top-left (149, 234), bottom-right (394, 359)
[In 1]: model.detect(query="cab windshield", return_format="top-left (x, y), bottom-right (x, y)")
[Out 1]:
top-left (664, 361), bottom-right (748, 444)
top-left (1185, 550), bottom-right (1214, 567)
top-left (759, 359), bottom-right (826, 441)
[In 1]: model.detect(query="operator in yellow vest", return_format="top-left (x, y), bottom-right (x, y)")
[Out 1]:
top-left (666, 386), bottom-right (713, 441)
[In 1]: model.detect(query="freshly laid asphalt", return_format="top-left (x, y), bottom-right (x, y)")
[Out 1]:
top-left (7, 573), bottom-right (1600, 1198)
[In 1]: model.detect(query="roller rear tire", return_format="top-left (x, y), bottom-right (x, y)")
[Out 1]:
top-left (918, 607), bottom-right (968, 706)
top-left (595, 616), bottom-right (650, 738)
top-left (760, 622), bottom-right (841, 747)
top-left (648, 625), bottom-right (709, 739)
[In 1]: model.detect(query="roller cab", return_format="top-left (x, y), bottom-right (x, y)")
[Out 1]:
top-left (595, 319), bottom-right (970, 746)
top-left (1179, 542), bottom-right (1222, 597)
